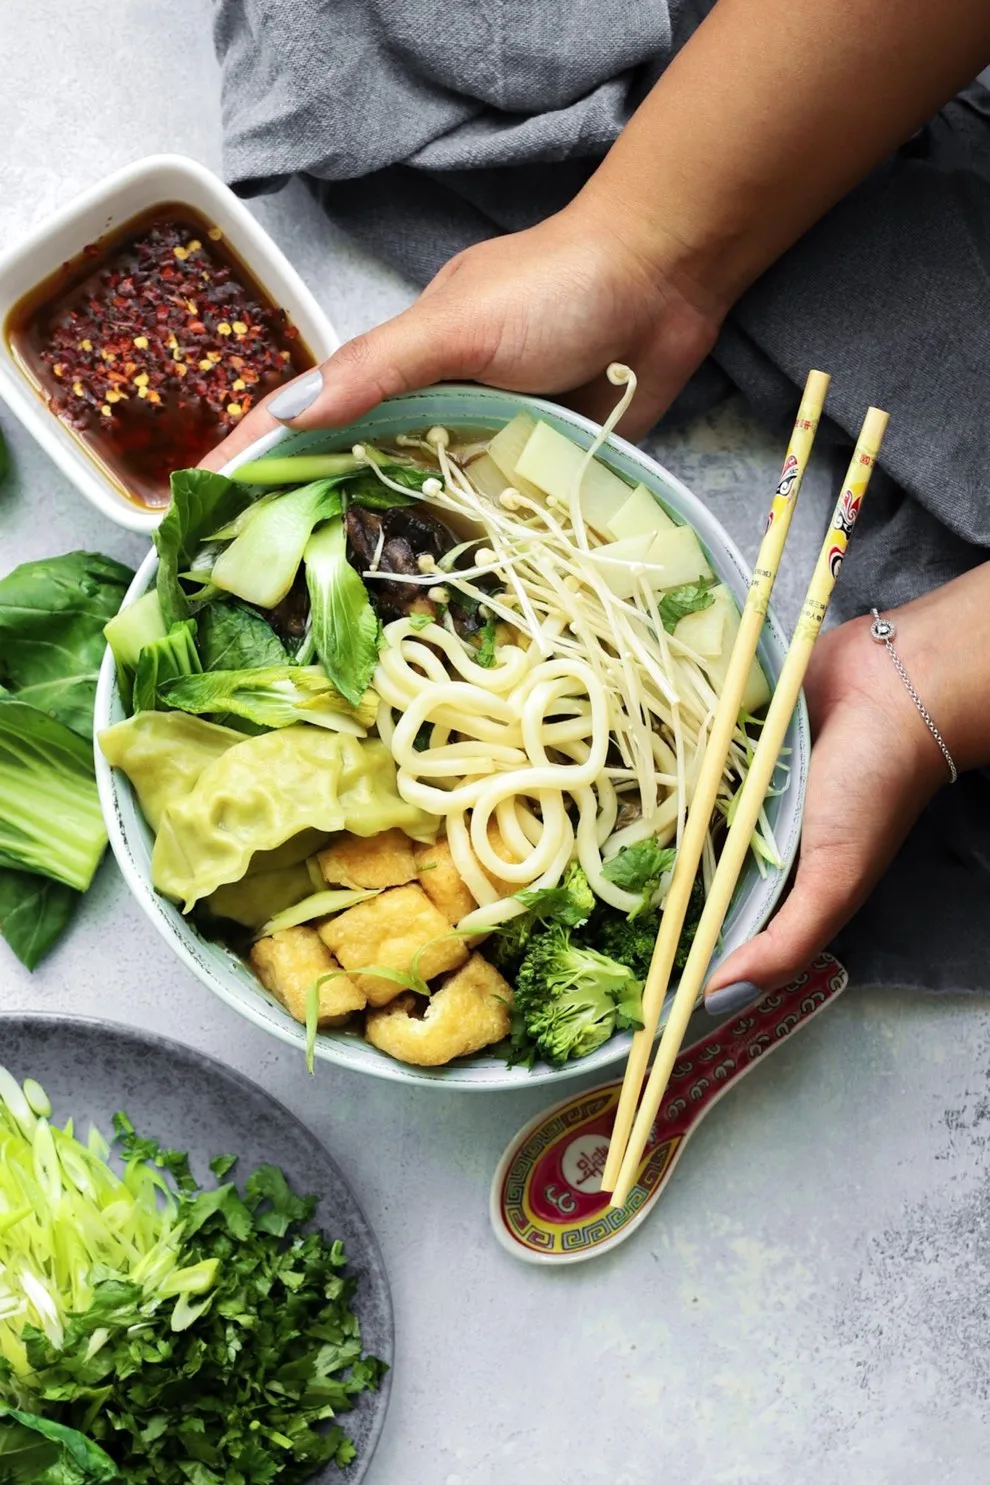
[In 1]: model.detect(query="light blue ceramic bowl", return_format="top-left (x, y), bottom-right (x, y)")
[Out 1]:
top-left (95, 385), bottom-right (809, 1089)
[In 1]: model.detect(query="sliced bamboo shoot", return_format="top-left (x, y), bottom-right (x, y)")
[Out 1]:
top-left (486, 415), bottom-right (546, 503)
top-left (673, 601), bottom-right (726, 659)
top-left (702, 586), bottom-right (772, 713)
top-left (464, 452), bottom-right (520, 505)
top-left (587, 534), bottom-right (658, 599)
top-left (607, 483), bottom-right (676, 543)
top-left (645, 525), bottom-right (714, 590)
top-left (514, 420), bottom-right (634, 534)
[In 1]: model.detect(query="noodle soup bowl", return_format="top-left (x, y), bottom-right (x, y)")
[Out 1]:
top-left (95, 386), bottom-right (810, 1089)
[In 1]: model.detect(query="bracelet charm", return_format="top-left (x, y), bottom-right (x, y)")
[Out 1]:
top-left (869, 608), bottom-right (957, 784)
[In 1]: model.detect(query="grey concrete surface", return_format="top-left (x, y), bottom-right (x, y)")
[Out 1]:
top-left (1, 5), bottom-right (988, 1482)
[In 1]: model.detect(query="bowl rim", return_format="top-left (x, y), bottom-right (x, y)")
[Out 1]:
top-left (94, 383), bottom-right (810, 1089)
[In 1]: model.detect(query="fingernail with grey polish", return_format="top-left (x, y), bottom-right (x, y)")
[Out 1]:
top-left (704, 980), bottom-right (761, 1018)
top-left (268, 368), bottom-right (325, 421)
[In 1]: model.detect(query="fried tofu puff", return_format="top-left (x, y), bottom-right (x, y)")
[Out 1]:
top-left (413, 837), bottom-right (477, 923)
top-left (481, 819), bottom-right (524, 897)
top-left (414, 822), bottom-right (521, 925)
top-left (365, 953), bottom-right (513, 1066)
top-left (317, 883), bottom-right (469, 1006)
top-left (317, 828), bottom-right (418, 891)
top-left (250, 926), bottom-right (365, 1026)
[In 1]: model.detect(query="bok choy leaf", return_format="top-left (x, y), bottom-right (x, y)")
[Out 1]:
top-left (0, 1408), bottom-right (119, 1483)
top-left (155, 469), bottom-right (250, 627)
top-left (132, 620), bottom-right (202, 714)
top-left (0, 700), bottom-right (107, 894)
top-left (305, 517), bottom-right (381, 707)
top-left (0, 870), bottom-right (79, 971)
top-left (103, 591), bottom-right (168, 712)
top-left (158, 665), bottom-right (378, 732)
top-left (210, 479), bottom-right (338, 609)
top-left (196, 601), bottom-right (291, 672)
top-left (0, 551), bottom-right (133, 738)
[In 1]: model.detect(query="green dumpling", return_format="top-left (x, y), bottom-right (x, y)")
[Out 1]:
top-left (151, 727), bottom-right (438, 911)
top-left (98, 711), bottom-right (243, 831)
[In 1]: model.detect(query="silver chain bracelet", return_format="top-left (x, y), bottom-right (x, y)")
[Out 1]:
top-left (869, 608), bottom-right (957, 784)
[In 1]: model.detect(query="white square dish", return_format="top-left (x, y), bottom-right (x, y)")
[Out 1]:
top-left (0, 153), bottom-right (339, 535)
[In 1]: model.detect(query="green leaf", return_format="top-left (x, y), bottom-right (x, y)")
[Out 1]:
top-left (473, 616), bottom-right (497, 668)
top-left (244, 1164), bottom-right (313, 1233)
top-left (0, 1421), bottom-right (59, 1483)
top-left (210, 479), bottom-right (338, 610)
top-left (0, 552), bottom-right (133, 739)
top-left (103, 591), bottom-right (168, 713)
top-left (0, 699), bottom-right (107, 892)
top-left (0, 868), bottom-right (79, 970)
top-left (602, 838), bottom-right (677, 895)
top-left (0, 1410), bottom-right (119, 1483)
top-left (516, 861), bottom-right (595, 928)
top-left (338, 465), bottom-right (425, 503)
top-left (0, 1084), bottom-right (385, 1481)
top-left (155, 469), bottom-right (250, 628)
top-left (305, 517), bottom-right (381, 707)
top-left (183, 1183), bottom-right (252, 1242)
top-left (132, 621), bottom-right (201, 714)
top-left (657, 580), bottom-right (715, 634)
top-left (159, 665), bottom-right (376, 731)
top-left (112, 1109), bottom-right (197, 1193)
top-left (195, 603), bottom-right (290, 673)
top-left (602, 838), bottom-right (677, 917)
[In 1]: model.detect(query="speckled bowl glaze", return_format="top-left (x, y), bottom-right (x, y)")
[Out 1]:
top-left (0, 1013), bottom-right (392, 1481)
top-left (94, 385), bottom-right (810, 1089)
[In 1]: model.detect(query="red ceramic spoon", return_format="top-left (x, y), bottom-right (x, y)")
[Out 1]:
top-left (491, 952), bottom-right (847, 1264)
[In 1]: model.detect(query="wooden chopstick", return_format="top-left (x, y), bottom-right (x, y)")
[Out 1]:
top-left (601, 369), bottom-right (832, 1193)
top-left (608, 404), bottom-right (889, 1210)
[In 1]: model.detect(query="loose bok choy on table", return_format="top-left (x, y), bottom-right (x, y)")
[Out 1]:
top-left (0, 552), bottom-right (133, 969)
top-left (99, 381), bottom-right (781, 1070)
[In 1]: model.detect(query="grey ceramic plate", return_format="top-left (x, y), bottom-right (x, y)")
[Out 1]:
top-left (0, 1012), bottom-right (393, 1483)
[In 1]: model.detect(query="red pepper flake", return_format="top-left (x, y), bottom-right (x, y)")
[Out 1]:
top-left (12, 211), bottom-right (313, 508)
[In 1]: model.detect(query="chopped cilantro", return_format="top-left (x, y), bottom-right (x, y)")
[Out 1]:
top-left (657, 581), bottom-right (714, 633)
top-left (1, 1108), bottom-right (386, 1483)
top-left (474, 616), bottom-right (498, 668)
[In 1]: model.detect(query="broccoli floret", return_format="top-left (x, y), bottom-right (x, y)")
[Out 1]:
top-left (595, 909), bottom-right (660, 979)
top-left (674, 875), bottom-right (706, 969)
top-left (490, 861), bottom-right (596, 980)
top-left (512, 924), bottom-right (643, 1066)
top-left (590, 874), bottom-right (707, 978)
top-left (487, 912), bottom-right (535, 978)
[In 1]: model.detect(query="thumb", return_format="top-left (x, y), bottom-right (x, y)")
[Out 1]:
top-left (199, 299), bottom-right (496, 470)
top-left (702, 848), bottom-right (858, 1016)
top-left (277, 300), bottom-right (499, 430)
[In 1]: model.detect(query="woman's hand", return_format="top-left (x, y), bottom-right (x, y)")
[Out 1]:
top-left (704, 564), bottom-right (990, 1011)
top-left (199, 200), bottom-right (725, 470)
top-left (199, 0), bottom-right (990, 475)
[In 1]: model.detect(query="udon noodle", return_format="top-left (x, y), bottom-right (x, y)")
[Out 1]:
top-left (364, 366), bottom-right (763, 931)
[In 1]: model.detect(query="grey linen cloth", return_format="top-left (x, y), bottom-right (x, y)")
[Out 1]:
top-left (213, 1), bottom-right (990, 992)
